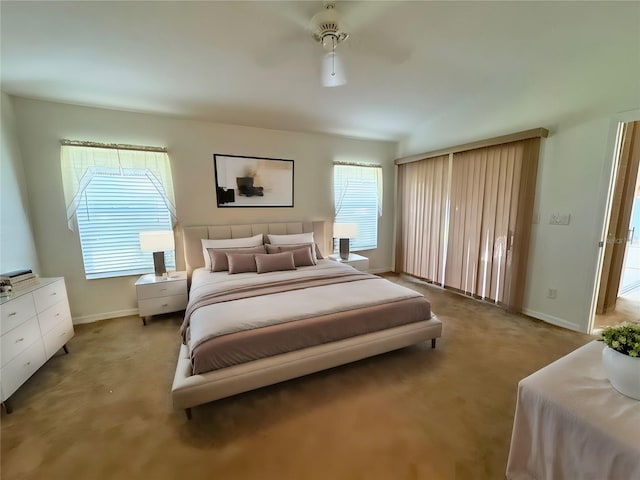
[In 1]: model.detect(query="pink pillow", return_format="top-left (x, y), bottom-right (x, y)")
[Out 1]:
top-left (226, 252), bottom-right (258, 274)
top-left (266, 244), bottom-right (315, 267)
top-left (266, 242), bottom-right (323, 260)
top-left (255, 251), bottom-right (296, 274)
top-left (207, 245), bottom-right (265, 272)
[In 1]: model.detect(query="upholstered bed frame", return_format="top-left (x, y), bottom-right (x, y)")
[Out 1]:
top-left (171, 221), bottom-right (442, 418)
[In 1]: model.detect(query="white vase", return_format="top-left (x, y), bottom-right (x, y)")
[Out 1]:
top-left (602, 346), bottom-right (640, 400)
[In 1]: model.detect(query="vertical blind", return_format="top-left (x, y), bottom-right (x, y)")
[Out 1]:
top-left (445, 143), bottom-right (523, 301)
top-left (397, 138), bottom-right (540, 311)
top-left (334, 164), bottom-right (382, 252)
top-left (397, 155), bottom-right (449, 284)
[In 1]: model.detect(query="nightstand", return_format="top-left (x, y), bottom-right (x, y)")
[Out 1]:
top-left (135, 271), bottom-right (188, 325)
top-left (327, 253), bottom-right (369, 272)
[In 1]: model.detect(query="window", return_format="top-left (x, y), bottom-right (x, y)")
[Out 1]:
top-left (61, 144), bottom-right (176, 279)
top-left (333, 164), bottom-right (383, 252)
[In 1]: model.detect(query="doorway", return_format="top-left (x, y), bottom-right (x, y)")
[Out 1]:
top-left (594, 120), bottom-right (640, 331)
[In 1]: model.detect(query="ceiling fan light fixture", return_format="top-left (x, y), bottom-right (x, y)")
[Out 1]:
top-left (322, 51), bottom-right (346, 87)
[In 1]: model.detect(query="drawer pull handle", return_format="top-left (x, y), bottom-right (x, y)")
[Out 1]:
top-left (16, 337), bottom-right (25, 343)
top-left (24, 361), bottom-right (31, 367)
top-left (160, 288), bottom-right (168, 291)
top-left (55, 313), bottom-right (60, 317)
top-left (161, 303), bottom-right (169, 307)
top-left (8, 312), bottom-right (17, 317)
top-left (50, 292), bottom-right (57, 296)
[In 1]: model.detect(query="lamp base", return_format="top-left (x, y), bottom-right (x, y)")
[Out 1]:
top-left (339, 238), bottom-right (350, 260)
top-left (152, 251), bottom-right (167, 277)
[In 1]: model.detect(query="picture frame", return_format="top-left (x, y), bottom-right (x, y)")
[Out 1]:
top-left (213, 154), bottom-right (294, 208)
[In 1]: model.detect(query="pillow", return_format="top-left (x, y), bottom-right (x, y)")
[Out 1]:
top-left (226, 252), bottom-right (258, 274)
top-left (266, 242), bottom-right (323, 260)
top-left (266, 244), bottom-right (316, 266)
top-left (255, 251), bottom-right (296, 274)
top-left (201, 234), bottom-right (263, 269)
top-left (267, 232), bottom-right (314, 245)
top-left (207, 245), bottom-right (266, 272)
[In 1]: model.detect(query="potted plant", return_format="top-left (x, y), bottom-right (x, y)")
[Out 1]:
top-left (600, 323), bottom-right (640, 400)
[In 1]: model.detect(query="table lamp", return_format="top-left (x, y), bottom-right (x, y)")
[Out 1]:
top-left (139, 231), bottom-right (174, 277)
top-left (333, 223), bottom-right (358, 260)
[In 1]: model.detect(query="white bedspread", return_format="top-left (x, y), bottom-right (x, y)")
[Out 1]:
top-left (187, 260), bottom-right (422, 350)
top-left (506, 341), bottom-right (640, 480)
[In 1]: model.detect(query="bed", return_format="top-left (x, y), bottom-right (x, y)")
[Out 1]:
top-left (171, 221), bottom-right (442, 418)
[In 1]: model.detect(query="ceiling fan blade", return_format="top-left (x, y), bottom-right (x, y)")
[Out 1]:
top-left (256, 37), bottom-right (315, 68)
top-left (342, 32), bottom-right (411, 65)
top-left (337, 1), bottom-right (395, 33)
top-left (259, 1), bottom-right (319, 32)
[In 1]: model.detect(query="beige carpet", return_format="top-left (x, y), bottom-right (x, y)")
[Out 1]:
top-left (1, 274), bottom-right (593, 480)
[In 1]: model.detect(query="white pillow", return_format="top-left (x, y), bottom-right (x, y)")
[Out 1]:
top-left (267, 232), bottom-right (314, 245)
top-left (201, 234), bottom-right (263, 269)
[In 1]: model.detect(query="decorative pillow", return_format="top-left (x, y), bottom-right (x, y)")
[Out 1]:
top-left (313, 243), bottom-right (324, 259)
top-left (226, 252), bottom-right (258, 274)
top-left (201, 234), bottom-right (263, 269)
top-left (207, 245), bottom-right (265, 272)
top-left (266, 242), bottom-right (323, 261)
top-left (255, 251), bottom-right (296, 274)
top-left (266, 244), bottom-right (316, 266)
top-left (267, 232), bottom-right (314, 245)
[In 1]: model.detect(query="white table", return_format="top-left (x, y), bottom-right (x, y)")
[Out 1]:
top-left (506, 341), bottom-right (640, 480)
top-left (135, 271), bottom-right (188, 325)
top-left (327, 253), bottom-right (369, 272)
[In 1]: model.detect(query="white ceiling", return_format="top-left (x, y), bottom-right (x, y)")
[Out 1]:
top-left (1, 1), bottom-right (639, 151)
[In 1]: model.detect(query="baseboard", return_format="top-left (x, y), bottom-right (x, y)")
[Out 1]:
top-left (73, 308), bottom-right (139, 325)
top-left (521, 308), bottom-right (583, 333)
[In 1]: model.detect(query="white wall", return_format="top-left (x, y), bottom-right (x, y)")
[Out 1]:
top-left (399, 113), bottom-right (635, 333)
top-left (0, 93), bottom-right (40, 274)
top-left (11, 97), bottom-right (396, 323)
top-left (522, 117), bottom-right (615, 332)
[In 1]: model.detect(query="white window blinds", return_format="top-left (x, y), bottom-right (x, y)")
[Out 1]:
top-left (333, 164), bottom-right (382, 252)
top-left (61, 144), bottom-right (177, 280)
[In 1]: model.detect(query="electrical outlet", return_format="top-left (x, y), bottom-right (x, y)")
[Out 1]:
top-left (547, 288), bottom-right (557, 299)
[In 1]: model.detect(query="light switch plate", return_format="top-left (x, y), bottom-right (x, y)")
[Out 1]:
top-left (549, 213), bottom-right (571, 225)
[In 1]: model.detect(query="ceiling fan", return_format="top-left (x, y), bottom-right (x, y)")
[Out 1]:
top-left (260, 1), bottom-right (409, 88)
top-left (310, 2), bottom-right (350, 87)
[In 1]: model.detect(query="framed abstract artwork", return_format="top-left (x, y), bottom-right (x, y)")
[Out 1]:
top-left (214, 154), bottom-right (294, 208)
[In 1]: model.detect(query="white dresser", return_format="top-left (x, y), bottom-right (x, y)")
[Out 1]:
top-left (0, 278), bottom-right (74, 413)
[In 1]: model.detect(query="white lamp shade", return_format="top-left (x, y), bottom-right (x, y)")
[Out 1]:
top-left (333, 223), bottom-right (358, 238)
top-left (139, 231), bottom-right (175, 252)
top-left (322, 51), bottom-right (346, 87)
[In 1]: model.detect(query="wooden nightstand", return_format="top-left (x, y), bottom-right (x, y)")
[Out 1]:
top-left (135, 272), bottom-right (188, 325)
top-left (327, 253), bottom-right (370, 272)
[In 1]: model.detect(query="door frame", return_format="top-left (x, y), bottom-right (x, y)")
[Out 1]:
top-left (589, 110), bottom-right (640, 333)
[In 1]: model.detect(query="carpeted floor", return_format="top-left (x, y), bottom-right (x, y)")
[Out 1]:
top-left (1, 274), bottom-right (593, 480)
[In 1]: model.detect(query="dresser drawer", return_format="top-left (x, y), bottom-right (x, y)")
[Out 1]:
top-left (38, 299), bottom-right (72, 336)
top-left (138, 294), bottom-right (188, 316)
top-left (42, 320), bottom-right (74, 359)
top-left (1, 294), bottom-right (37, 335)
top-left (1, 317), bottom-right (41, 365)
top-left (136, 280), bottom-right (187, 300)
top-left (1, 339), bottom-right (45, 401)
top-left (33, 280), bottom-right (67, 313)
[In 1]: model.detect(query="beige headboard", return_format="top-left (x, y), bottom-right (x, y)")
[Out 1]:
top-left (181, 221), bottom-right (327, 277)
